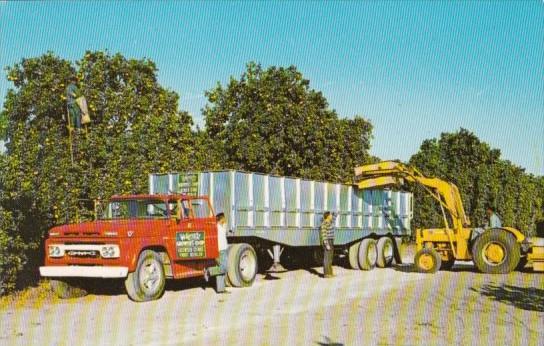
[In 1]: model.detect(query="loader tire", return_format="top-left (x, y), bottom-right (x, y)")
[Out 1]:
top-left (472, 229), bottom-right (520, 274)
top-left (415, 248), bottom-right (441, 273)
top-left (358, 239), bottom-right (377, 271)
top-left (348, 242), bottom-right (361, 269)
top-left (125, 250), bottom-right (166, 302)
top-left (227, 243), bottom-right (257, 287)
top-left (376, 237), bottom-right (394, 268)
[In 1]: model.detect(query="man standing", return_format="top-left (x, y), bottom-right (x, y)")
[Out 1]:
top-left (66, 76), bottom-right (81, 130)
top-left (215, 212), bottom-right (229, 293)
top-left (486, 207), bottom-right (502, 229)
top-left (320, 211), bottom-right (335, 278)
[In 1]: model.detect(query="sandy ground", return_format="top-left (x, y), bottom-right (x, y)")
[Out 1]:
top-left (1, 251), bottom-right (543, 346)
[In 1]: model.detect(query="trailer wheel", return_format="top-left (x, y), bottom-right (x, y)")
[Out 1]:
top-left (376, 237), bottom-right (394, 268)
top-left (358, 239), bottom-right (377, 271)
top-left (348, 242), bottom-right (361, 269)
top-left (227, 243), bottom-right (257, 287)
top-left (472, 229), bottom-right (520, 274)
top-left (414, 248), bottom-right (441, 273)
top-left (50, 279), bottom-right (88, 299)
top-left (125, 250), bottom-right (166, 302)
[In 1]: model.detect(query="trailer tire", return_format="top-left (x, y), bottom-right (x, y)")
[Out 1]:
top-left (227, 243), bottom-right (257, 287)
top-left (376, 237), bottom-right (394, 268)
top-left (414, 248), bottom-right (441, 273)
top-left (472, 229), bottom-right (520, 274)
top-left (50, 279), bottom-right (88, 299)
top-left (358, 239), bottom-right (377, 271)
top-left (348, 242), bottom-right (361, 269)
top-left (125, 250), bottom-right (166, 302)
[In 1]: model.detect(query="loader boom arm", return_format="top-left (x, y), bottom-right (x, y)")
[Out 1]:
top-left (354, 161), bottom-right (470, 231)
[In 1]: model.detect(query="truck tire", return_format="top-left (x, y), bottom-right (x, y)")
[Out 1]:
top-left (376, 237), bottom-right (394, 268)
top-left (472, 229), bottom-right (520, 274)
top-left (414, 248), bottom-right (441, 273)
top-left (50, 279), bottom-right (88, 299)
top-left (358, 239), bottom-right (377, 271)
top-left (125, 250), bottom-right (166, 302)
top-left (227, 243), bottom-right (257, 287)
top-left (348, 242), bottom-right (361, 269)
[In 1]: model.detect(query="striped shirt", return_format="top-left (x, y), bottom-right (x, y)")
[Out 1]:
top-left (320, 219), bottom-right (334, 243)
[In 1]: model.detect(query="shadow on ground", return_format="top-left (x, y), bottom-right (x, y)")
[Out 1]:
top-left (316, 335), bottom-right (344, 346)
top-left (471, 284), bottom-right (544, 312)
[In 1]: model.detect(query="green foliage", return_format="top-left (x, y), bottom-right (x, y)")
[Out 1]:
top-left (0, 206), bottom-right (27, 295)
top-left (203, 62), bottom-right (373, 182)
top-left (409, 128), bottom-right (544, 235)
top-left (0, 51), bottom-right (197, 293)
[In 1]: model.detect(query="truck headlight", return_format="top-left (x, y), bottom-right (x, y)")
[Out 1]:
top-left (48, 245), bottom-right (64, 258)
top-left (101, 245), bottom-right (120, 258)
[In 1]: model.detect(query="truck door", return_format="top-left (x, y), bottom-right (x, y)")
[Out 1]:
top-left (189, 198), bottom-right (219, 259)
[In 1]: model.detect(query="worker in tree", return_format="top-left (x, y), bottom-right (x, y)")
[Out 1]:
top-left (65, 76), bottom-right (81, 130)
top-left (320, 211), bottom-right (335, 278)
top-left (215, 212), bottom-right (230, 293)
top-left (486, 206), bottom-right (502, 229)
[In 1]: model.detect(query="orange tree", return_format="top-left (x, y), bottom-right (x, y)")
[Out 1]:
top-left (409, 128), bottom-right (544, 236)
top-left (203, 62), bottom-right (374, 182)
top-left (0, 51), bottom-right (198, 292)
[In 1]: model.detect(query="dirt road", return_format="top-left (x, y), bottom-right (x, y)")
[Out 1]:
top-left (1, 258), bottom-right (543, 346)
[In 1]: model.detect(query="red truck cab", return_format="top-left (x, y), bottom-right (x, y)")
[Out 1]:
top-left (40, 194), bottom-right (219, 301)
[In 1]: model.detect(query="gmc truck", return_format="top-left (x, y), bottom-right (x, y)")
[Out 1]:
top-left (39, 194), bottom-right (256, 302)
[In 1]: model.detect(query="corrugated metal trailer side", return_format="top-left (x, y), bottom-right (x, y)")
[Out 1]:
top-left (149, 170), bottom-right (412, 247)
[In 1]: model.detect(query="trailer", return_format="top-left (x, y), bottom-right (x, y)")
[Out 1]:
top-left (150, 170), bottom-right (413, 285)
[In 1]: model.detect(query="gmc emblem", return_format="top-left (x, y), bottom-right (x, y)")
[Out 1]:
top-left (67, 250), bottom-right (98, 257)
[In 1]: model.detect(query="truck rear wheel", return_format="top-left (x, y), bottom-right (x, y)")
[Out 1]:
top-left (358, 239), bottom-right (377, 271)
top-left (227, 243), bottom-right (257, 287)
top-left (50, 279), bottom-right (88, 299)
top-left (348, 242), bottom-right (361, 269)
top-left (472, 229), bottom-right (520, 274)
top-left (376, 237), bottom-right (394, 268)
top-left (125, 250), bottom-right (166, 302)
top-left (414, 248), bottom-right (441, 273)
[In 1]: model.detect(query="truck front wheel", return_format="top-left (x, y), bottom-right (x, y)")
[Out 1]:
top-left (125, 250), bottom-right (166, 302)
top-left (227, 243), bottom-right (257, 287)
top-left (50, 279), bottom-right (88, 299)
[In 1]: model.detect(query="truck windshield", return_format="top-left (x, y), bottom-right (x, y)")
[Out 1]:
top-left (100, 199), bottom-right (169, 219)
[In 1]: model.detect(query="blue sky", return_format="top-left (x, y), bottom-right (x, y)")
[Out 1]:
top-left (1, 1), bottom-right (543, 175)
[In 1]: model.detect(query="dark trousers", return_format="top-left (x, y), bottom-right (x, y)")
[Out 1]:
top-left (323, 242), bottom-right (334, 277)
top-left (215, 249), bottom-right (228, 293)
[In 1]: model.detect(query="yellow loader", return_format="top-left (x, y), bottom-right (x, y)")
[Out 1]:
top-left (354, 161), bottom-right (544, 273)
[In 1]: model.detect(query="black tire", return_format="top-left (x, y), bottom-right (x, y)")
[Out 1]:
top-left (348, 242), bottom-right (361, 269)
top-left (414, 248), bottom-right (441, 274)
top-left (376, 237), bottom-right (394, 268)
top-left (227, 243), bottom-right (257, 287)
top-left (358, 239), bottom-right (377, 271)
top-left (471, 229), bottom-right (520, 274)
top-left (125, 250), bottom-right (166, 302)
top-left (311, 248), bottom-right (324, 267)
top-left (516, 256), bottom-right (528, 271)
top-left (50, 279), bottom-right (88, 299)
top-left (440, 257), bottom-right (456, 271)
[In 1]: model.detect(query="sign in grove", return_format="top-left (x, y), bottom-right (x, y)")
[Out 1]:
top-left (176, 231), bottom-right (206, 258)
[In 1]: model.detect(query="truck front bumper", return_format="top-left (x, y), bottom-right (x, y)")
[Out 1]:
top-left (40, 266), bottom-right (129, 278)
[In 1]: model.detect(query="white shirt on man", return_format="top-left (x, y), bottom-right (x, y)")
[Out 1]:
top-left (217, 222), bottom-right (228, 251)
